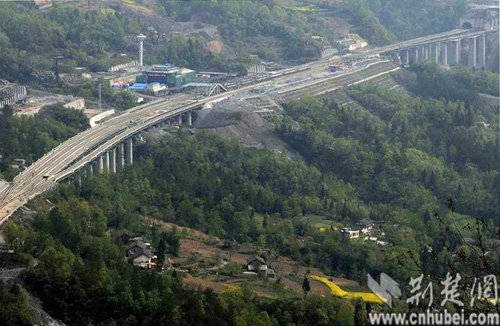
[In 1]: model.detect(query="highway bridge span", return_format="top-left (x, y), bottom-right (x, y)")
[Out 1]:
top-left (0, 26), bottom-right (497, 225)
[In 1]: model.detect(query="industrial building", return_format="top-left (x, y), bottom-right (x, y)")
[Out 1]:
top-left (129, 82), bottom-right (168, 97)
top-left (143, 65), bottom-right (196, 89)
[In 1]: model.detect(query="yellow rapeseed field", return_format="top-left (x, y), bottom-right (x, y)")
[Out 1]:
top-left (310, 275), bottom-right (384, 304)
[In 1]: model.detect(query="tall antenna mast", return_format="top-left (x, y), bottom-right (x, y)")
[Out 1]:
top-left (137, 34), bottom-right (147, 69)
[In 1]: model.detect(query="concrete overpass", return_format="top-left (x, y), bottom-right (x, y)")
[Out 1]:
top-left (349, 27), bottom-right (497, 69)
top-left (0, 59), bottom-right (398, 224)
top-left (396, 29), bottom-right (497, 68)
top-left (0, 25), bottom-right (498, 225)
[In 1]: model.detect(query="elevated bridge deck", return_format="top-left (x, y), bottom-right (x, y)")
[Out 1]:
top-left (0, 26), bottom-right (497, 224)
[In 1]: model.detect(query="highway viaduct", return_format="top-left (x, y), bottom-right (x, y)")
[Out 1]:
top-left (0, 26), bottom-right (497, 225)
top-left (349, 27), bottom-right (498, 69)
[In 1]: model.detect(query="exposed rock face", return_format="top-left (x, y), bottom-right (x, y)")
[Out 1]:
top-left (30, 295), bottom-right (68, 326)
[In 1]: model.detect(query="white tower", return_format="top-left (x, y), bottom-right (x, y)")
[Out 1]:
top-left (137, 34), bottom-right (147, 67)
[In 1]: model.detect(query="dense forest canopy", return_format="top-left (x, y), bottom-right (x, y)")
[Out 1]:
top-left (0, 1), bottom-right (498, 325)
top-left (0, 103), bottom-right (88, 180)
top-left (1, 72), bottom-right (498, 322)
top-left (279, 66), bottom-right (499, 220)
top-left (398, 62), bottom-right (500, 101)
top-left (337, 0), bottom-right (468, 43)
top-left (365, 0), bottom-right (468, 40)
top-left (0, 0), bottom-right (473, 84)
top-left (2, 121), bottom-right (496, 323)
top-left (0, 3), bottom-right (144, 82)
top-left (0, 1), bottom-right (323, 84)
top-left (0, 132), bottom-right (384, 326)
top-left (159, 0), bottom-right (323, 62)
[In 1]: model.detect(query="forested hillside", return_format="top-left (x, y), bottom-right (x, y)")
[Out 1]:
top-left (159, 0), bottom-right (323, 62)
top-left (0, 2), bottom-right (498, 325)
top-left (365, 0), bottom-right (468, 40)
top-left (313, 0), bottom-right (468, 45)
top-left (278, 0), bottom-right (468, 46)
top-left (396, 62), bottom-right (500, 101)
top-left (0, 1), bottom-right (324, 84)
top-left (0, 3), bottom-right (144, 82)
top-left (0, 0), bottom-right (471, 84)
top-left (1, 132), bottom-right (382, 325)
top-left (0, 104), bottom-right (88, 180)
top-left (279, 65), bottom-right (499, 220)
top-left (2, 71), bottom-right (498, 322)
top-left (3, 118), bottom-right (496, 323)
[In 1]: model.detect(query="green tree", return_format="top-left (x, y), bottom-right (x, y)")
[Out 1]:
top-left (0, 283), bottom-right (36, 326)
top-left (302, 275), bottom-right (311, 297)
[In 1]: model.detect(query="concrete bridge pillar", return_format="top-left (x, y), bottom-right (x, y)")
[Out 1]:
top-left (97, 156), bottom-right (104, 175)
top-left (440, 42), bottom-right (448, 66)
top-left (391, 51), bottom-right (401, 65)
top-left (449, 40), bottom-right (460, 65)
top-left (87, 164), bottom-right (93, 177)
top-left (400, 50), bottom-right (409, 65)
top-left (468, 37), bottom-right (477, 68)
top-left (187, 111), bottom-right (192, 126)
top-left (76, 173), bottom-right (82, 186)
top-left (178, 115), bottom-right (183, 125)
top-left (430, 44), bottom-right (439, 64)
top-left (104, 151), bottom-right (110, 173)
top-left (418, 47), bottom-right (424, 61)
top-left (410, 48), bottom-right (419, 63)
top-left (477, 34), bottom-right (486, 69)
top-left (126, 138), bottom-right (133, 165)
top-left (110, 148), bottom-right (117, 173)
top-left (118, 143), bottom-right (125, 168)
top-left (424, 46), bottom-right (429, 61)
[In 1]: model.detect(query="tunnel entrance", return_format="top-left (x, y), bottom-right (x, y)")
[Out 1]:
top-left (462, 22), bottom-right (473, 29)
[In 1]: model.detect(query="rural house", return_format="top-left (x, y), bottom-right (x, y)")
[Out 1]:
top-left (126, 241), bottom-right (156, 269)
top-left (126, 241), bottom-right (149, 257)
top-left (340, 227), bottom-right (360, 239)
top-left (357, 218), bottom-right (374, 234)
top-left (129, 250), bottom-right (155, 269)
top-left (246, 254), bottom-right (267, 274)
